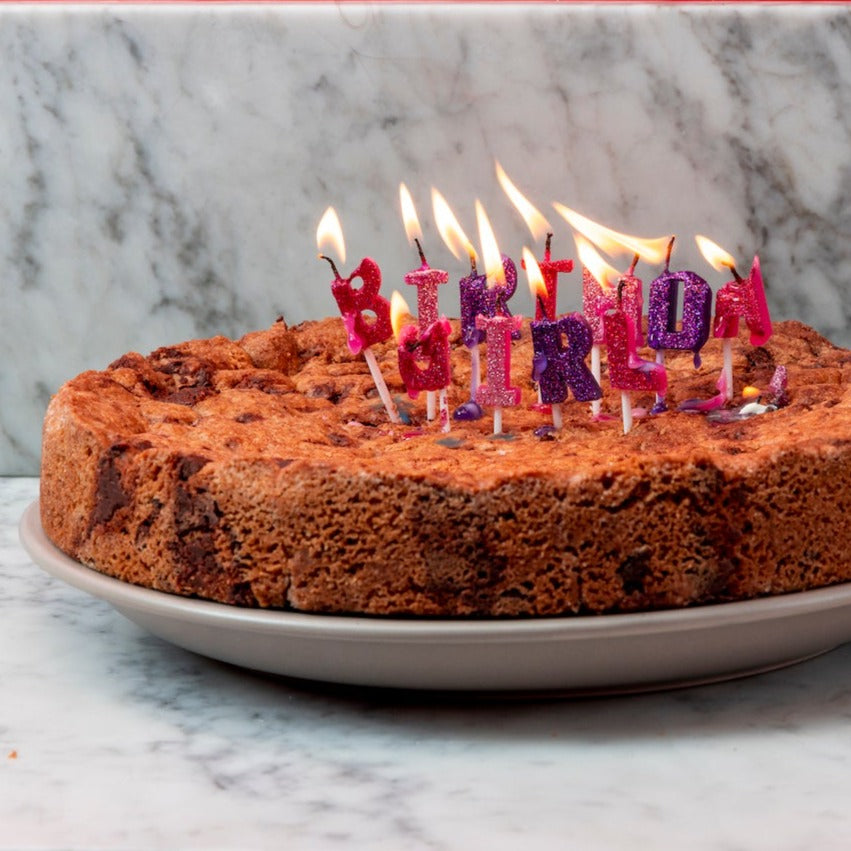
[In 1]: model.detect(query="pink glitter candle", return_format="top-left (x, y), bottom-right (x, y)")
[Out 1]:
top-left (475, 313), bottom-right (523, 434)
top-left (405, 263), bottom-right (449, 330)
top-left (582, 267), bottom-right (644, 347)
top-left (400, 186), bottom-right (449, 330)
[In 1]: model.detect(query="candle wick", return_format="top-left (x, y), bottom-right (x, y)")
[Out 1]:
top-left (665, 236), bottom-right (675, 272)
top-left (545, 232), bottom-right (553, 256)
top-left (470, 257), bottom-right (478, 276)
top-left (536, 294), bottom-right (547, 317)
top-left (414, 237), bottom-right (428, 267)
top-left (617, 277), bottom-right (627, 307)
top-left (731, 265), bottom-right (745, 284)
top-left (627, 253), bottom-right (640, 277)
top-left (318, 254), bottom-right (342, 280)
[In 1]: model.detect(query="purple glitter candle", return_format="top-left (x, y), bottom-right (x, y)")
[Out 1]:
top-left (531, 313), bottom-right (602, 404)
top-left (459, 255), bottom-right (520, 348)
top-left (647, 270), bottom-right (712, 367)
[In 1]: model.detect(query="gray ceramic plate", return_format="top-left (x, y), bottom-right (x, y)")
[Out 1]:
top-left (20, 500), bottom-right (851, 694)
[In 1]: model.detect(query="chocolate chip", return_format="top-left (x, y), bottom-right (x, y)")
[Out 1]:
top-left (162, 386), bottom-right (214, 406)
top-left (176, 454), bottom-right (210, 481)
top-left (90, 445), bottom-right (130, 528)
top-left (235, 412), bottom-right (263, 423)
top-left (617, 546), bottom-right (652, 595)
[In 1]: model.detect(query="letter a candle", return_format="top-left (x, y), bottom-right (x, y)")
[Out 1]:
top-left (316, 206), bottom-right (401, 423)
top-left (696, 235), bottom-right (773, 401)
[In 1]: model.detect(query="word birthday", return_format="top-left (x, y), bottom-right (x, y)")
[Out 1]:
top-left (316, 166), bottom-right (773, 436)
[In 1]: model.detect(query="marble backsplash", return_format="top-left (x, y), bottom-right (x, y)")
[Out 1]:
top-left (2, 3), bottom-right (849, 475)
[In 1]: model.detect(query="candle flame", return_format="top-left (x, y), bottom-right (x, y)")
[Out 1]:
top-left (553, 202), bottom-right (671, 265)
top-left (399, 182), bottom-right (423, 245)
top-left (475, 200), bottom-right (506, 289)
top-left (696, 234), bottom-right (737, 273)
top-left (496, 161), bottom-right (551, 242)
top-left (316, 206), bottom-right (346, 264)
top-left (390, 290), bottom-right (414, 342)
top-left (574, 233), bottom-right (620, 292)
top-left (432, 188), bottom-right (478, 265)
top-left (522, 246), bottom-right (547, 302)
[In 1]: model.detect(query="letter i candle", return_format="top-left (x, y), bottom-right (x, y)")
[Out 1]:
top-left (316, 207), bottom-right (401, 423)
top-left (474, 201), bottom-right (522, 435)
top-left (431, 188), bottom-right (485, 418)
top-left (696, 235), bottom-right (773, 400)
top-left (400, 183), bottom-right (449, 420)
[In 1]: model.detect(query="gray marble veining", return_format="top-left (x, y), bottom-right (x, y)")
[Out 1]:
top-left (1, 4), bottom-right (849, 474)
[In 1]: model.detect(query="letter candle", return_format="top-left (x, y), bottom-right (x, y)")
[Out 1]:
top-left (555, 204), bottom-right (671, 418)
top-left (524, 248), bottom-right (601, 429)
top-left (602, 288), bottom-right (668, 435)
top-left (476, 313), bottom-right (523, 435)
top-left (400, 183), bottom-right (449, 420)
top-left (432, 188), bottom-right (485, 417)
top-left (316, 206), bottom-right (401, 424)
top-left (696, 235), bottom-right (773, 401)
top-left (390, 291), bottom-right (452, 431)
top-left (573, 235), bottom-right (629, 418)
top-left (475, 201), bottom-right (522, 435)
top-left (647, 237), bottom-right (712, 410)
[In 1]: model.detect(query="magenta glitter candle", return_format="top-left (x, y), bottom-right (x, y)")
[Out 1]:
top-left (713, 256), bottom-right (773, 346)
top-left (582, 268), bottom-right (643, 347)
top-left (602, 308), bottom-right (668, 396)
top-left (396, 317), bottom-right (452, 396)
top-left (531, 237), bottom-right (574, 321)
top-left (330, 257), bottom-right (393, 355)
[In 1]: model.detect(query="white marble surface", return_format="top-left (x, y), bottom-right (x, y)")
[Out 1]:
top-left (2, 3), bottom-right (850, 474)
top-left (5, 475), bottom-right (851, 849)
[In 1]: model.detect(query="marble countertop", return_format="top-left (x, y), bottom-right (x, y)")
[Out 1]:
top-left (6, 478), bottom-right (851, 848)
